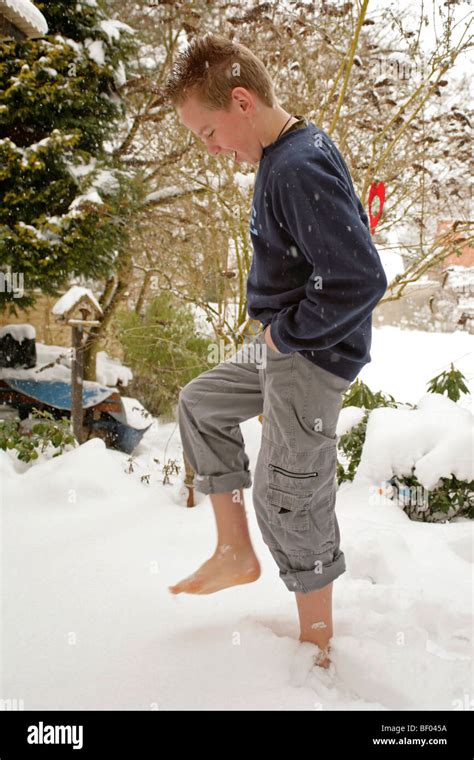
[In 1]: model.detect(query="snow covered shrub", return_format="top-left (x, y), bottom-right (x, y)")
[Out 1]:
top-left (116, 292), bottom-right (214, 418)
top-left (337, 370), bottom-right (473, 522)
top-left (0, 408), bottom-right (77, 463)
top-left (388, 472), bottom-right (473, 522)
top-left (337, 380), bottom-right (400, 485)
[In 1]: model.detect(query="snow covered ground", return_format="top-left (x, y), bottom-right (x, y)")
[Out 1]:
top-left (0, 326), bottom-right (472, 710)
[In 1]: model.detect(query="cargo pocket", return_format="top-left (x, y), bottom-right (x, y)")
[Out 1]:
top-left (264, 436), bottom-right (338, 550)
top-left (266, 462), bottom-right (318, 533)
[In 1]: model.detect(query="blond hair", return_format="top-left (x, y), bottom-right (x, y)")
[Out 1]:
top-left (163, 33), bottom-right (277, 111)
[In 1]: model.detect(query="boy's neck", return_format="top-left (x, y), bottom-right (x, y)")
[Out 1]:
top-left (260, 108), bottom-right (299, 150)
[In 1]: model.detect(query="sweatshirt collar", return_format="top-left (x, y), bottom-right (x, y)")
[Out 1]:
top-left (261, 115), bottom-right (309, 158)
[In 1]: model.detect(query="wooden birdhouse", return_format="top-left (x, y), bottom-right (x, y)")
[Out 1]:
top-left (52, 286), bottom-right (103, 326)
top-left (52, 286), bottom-right (103, 445)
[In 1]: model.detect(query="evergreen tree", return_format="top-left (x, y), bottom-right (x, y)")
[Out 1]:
top-left (0, 0), bottom-right (137, 312)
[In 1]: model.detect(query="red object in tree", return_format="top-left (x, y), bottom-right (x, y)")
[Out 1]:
top-left (368, 181), bottom-right (385, 235)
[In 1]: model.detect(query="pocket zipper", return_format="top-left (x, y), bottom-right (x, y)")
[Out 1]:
top-left (268, 463), bottom-right (318, 478)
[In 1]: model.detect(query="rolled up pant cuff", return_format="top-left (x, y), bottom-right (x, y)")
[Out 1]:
top-left (193, 469), bottom-right (253, 494)
top-left (278, 549), bottom-right (346, 593)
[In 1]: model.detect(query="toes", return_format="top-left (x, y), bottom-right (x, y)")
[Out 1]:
top-left (169, 576), bottom-right (202, 594)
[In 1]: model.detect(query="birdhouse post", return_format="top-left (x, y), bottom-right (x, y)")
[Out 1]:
top-left (52, 287), bottom-right (103, 444)
top-left (70, 321), bottom-right (84, 443)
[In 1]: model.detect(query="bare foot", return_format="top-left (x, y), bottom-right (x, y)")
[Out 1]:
top-left (312, 644), bottom-right (331, 669)
top-left (168, 543), bottom-right (261, 595)
top-left (299, 637), bottom-right (332, 669)
top-left (314, 654), bottom-right (331, 669)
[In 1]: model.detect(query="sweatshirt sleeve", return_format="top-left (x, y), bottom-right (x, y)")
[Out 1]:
top-left (268, 148), bottom-right (388, 354)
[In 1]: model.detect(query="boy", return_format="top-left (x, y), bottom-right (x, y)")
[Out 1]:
top-left (163, 34), bottom-right (387, 668)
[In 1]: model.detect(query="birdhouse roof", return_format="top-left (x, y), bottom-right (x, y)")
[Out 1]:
top-left (0, 0), bottom-right (48, 39)
top-left (52, 286), bottom-right (103, 319)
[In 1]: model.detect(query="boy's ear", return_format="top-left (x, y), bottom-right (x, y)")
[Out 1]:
top-left (232, 86), bottom-right (252, 111)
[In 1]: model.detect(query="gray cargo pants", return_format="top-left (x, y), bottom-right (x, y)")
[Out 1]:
top-left (177, 330), bottom-right (352, 593)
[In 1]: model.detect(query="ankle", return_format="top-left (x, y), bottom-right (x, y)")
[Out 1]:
top-left (314, 642), bottom-right (331, 663)
top-left (215, 542), bottom-right (256, 557)
top-left (299, 633), bottom-right (332, 658)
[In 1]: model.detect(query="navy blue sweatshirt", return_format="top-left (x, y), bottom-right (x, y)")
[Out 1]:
top-left (246, 117), bottom-right (388, 382)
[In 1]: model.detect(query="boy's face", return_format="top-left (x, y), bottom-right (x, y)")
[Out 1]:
top-left (177, 88), bottom-right (261, 166)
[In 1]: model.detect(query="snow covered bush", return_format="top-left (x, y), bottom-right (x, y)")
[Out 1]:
top-left (337, 369), bottom-right (473, 521)
top-left (0, 407), bottom-right (76, 463)
top-left (337, 380), bottom-right (399, 484)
